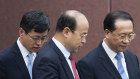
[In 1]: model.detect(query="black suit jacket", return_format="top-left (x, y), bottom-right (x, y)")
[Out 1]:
top-left (77, 42), bottom-right (140, 79)
top-left (33, 40), bottom-right (74, 79)
top-left (0, 42), bottom-right (31, 79)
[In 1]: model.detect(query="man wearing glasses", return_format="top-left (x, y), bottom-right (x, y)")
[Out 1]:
top-left (0, 11), bottom-right (50, 79)
top-left (33, 10), bottom-right (89, 79)
top-left (77, 10), bottom-right (140, 79)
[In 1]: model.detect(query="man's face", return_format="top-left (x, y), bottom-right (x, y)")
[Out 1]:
top-left (66, 18), bottom-right (89, 53)
top-left (19, 28), bottom-right (49, 52)
top-left (105, 19), bottom-right (135, 53)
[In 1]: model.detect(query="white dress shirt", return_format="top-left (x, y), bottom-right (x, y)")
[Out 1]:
top-left (17, 38), bottom-right (37, 67)
top-left (52, 37), bottom-right (77, 78)
top-left (102, 40), bottom-right (129, 79)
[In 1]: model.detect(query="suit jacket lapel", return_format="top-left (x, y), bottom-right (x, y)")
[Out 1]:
top-left (13, 43), bottom-right (30, 79)
top-left (124, 51), bottom-right (133, 79)
top-left (60, 57), bottom-right (74, 79)
top-left (49, 40), bottom-right (74, 79)
top-left (98, 43), bottom-right (121, 79)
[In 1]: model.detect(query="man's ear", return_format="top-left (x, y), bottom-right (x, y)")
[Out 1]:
top-left (19, 28), bottom-right (24, 37)
top-left (62, 27), bottom-right (72, 38)
top-left (105, 29), bottom-right (111, 39)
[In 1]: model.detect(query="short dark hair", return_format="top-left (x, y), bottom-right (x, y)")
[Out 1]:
top-left (56, 13), bottom-right (76, 32)
top-left (20, 11), bottom-right (50, 34)
top-left (104, 10), bottom-right (134, 32)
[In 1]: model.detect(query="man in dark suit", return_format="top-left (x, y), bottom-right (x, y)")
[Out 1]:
top-left (0, 11), bottom-right (50, 79)
top-left (77, 10), bottom-right (140, 79)
top-left (33, 10), bottom-right (89, 79)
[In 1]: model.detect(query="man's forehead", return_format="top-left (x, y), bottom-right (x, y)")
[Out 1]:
top-left (114, 19), bottom-right (133, 27)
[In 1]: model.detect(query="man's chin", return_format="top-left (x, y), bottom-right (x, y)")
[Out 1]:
top-left (119, 48), bottom-right (127, 52)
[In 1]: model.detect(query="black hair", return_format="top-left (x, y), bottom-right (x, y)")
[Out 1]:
top-left (56, 13), bottom-right (76, 32)
top-left (104, 10), bottom-right (134, 32)
top-left (20, 10), bottom-right (50, 34)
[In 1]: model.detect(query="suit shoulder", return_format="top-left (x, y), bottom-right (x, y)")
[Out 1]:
top-left (38, 45), bottom-right (58, 57)
top-left (35, 44), bottom-right (61, 64)
top-left (0, 43), bottom-right (18, 62)
top-left (125, 50), bottom-right (137, 57)
top-left (0, 45), bottom-right (13, 57)
top-left (79, 48), bottom-right (99, 63)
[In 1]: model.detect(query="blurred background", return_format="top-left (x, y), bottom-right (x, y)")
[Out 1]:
top-left (0, 0), bottom-right (140, 62)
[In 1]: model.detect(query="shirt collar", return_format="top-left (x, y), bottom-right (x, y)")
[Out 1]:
top-left (17, 38), bottom-right (30, 58)
top-left (17, 38), bottom-right (36, 58)
top-left (102, 39), bottom-right (124, 60)
top-left (52, 37), bottom-right (70, 59)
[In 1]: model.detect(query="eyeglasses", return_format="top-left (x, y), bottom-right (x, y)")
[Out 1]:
top-left (113, 32), bottom-right (136, 41)
top-left (80, 33), bottom-right (88, 40)
top-left (70, 28), bottom-right (88, 40)
top-left (28, 34), bottom-right (49, 42)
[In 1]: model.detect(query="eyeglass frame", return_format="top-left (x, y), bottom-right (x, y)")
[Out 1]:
top-left (111, 32), bottom-right (136, 41)
top-left (80, 33), bottom-right (88, 40)
top-left (68, 27), bottom-right (88, 40)
top-left (71, 29), bottom-right (88, 40)
top-left (27, 34), bottom-right (49, 42)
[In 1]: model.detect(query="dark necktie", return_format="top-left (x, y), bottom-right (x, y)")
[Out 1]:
top-left (69, 54), bottom-right (80, 79)
top-left (115, 53), bottom-right (128, 79)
